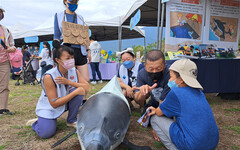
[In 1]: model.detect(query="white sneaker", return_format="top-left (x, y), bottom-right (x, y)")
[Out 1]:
top-left (67, 122), bottom-right (77, 128)
top-left (91, 81), bottom-right (97, 85)
top-left (98, 80), bottom-right (103, 84)
top-left (26, 118), bottom-right (38, 126)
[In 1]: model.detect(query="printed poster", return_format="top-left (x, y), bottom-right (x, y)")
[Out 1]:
top-left (204, 0), bottom-right (240, 50)
top-left (165, 0), bottom-right (206, 51)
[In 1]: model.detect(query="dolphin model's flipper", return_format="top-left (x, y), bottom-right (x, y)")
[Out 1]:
top-left (51, 129), bottom-right (76, 149)
top-left (122, 138), bottom-right (152, 150)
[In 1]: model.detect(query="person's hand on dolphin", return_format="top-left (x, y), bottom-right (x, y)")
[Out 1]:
top-left (126, 86), bottom-right (134, 98)
top-left (135, 83), bottom-right (157, 96)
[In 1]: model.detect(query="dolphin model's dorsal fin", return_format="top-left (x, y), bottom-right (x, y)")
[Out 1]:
top-left (91, 75), bottom-right (130, 110)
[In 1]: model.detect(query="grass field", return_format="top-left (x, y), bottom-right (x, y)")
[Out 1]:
top-left (0, 79), bottom-right (239, 150)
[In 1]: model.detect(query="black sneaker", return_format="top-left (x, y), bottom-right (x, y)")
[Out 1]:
top-left (0, 109), bottom-right (13, 116)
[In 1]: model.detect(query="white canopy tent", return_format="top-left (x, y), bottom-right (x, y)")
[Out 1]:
top-left (12, 16), bottom-right (145, 48)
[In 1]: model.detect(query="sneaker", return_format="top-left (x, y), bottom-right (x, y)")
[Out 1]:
top-left (67, 122), bottom-right (77, 128)
top-left (91, 81), bottom-right (97, 85)
top-left (0, 109), bottom-right (13, 116)
top-left (26, 118), bottom-right (38, 126)
top-left (98, 80), bottom-right (103, 84)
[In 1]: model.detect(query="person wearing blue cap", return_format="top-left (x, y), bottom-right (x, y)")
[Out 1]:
top-left (54, 0), bottom-right (90, 102)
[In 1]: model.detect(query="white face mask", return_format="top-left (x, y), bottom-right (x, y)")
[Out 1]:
top-left (60, 58), bottom-right (75, 70)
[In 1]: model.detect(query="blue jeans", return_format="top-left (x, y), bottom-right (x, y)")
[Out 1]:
top-left (41, 65), bottom-right (53, 77)
top-left (90, 62), bottom-right (102, 81)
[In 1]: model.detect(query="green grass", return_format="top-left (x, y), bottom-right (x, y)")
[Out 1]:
top-left (224, 113), bottom-right (232, 116)
top-left (16, 126), bottom-right (36, 138)
top-left (224, 108), bottom-right (240, 112)
top-left (154, 141), bottom-right (164, 149)
top-left (0, 145), bottom-right (6, 150)
top-left (223, 125), bottom-right (240, 134)
top-left (131, 112), bottom-right (141, 117)
top-left (56, 119), bottom-right (68, 131)
top-left (140, 127), bottom-right (150, 132)
top-left (232, 144), bottom-right (239, 150)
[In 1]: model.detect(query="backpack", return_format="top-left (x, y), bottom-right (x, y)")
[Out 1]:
top-left (9, 49), bottom-right (23, 68)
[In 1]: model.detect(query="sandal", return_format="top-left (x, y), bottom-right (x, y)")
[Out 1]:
top-left (0, 109), bottom-right (13, 116)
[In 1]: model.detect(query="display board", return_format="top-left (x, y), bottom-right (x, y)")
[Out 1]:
top-left (204, 0), bottom-right (240, 50)
top-left (165, 0), bottom-right (206, 51)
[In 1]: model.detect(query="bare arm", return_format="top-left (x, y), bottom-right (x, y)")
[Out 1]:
top-left (44, 75), bottom-right (85, 108)
top-left (55, 70), bottom-right (90, 93)
top-left (118, 77), bottom-right (130, 90)
top-left (134, 83), bottom-right (157, 102)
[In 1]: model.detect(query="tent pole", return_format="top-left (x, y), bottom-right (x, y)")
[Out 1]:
top-left (157, 0), bottom-right (161, 50)
top-left (144, 37), bottom-right (146, 55)
top-left (118, 26), bottom-right (122, 52)
top-left (159, 2), bottom-right (165, 51)
top-left (118, 25), bottom-right (122, 68)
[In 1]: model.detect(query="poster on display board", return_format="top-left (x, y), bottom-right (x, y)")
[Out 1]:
top-left (165, 0), bottom-right (206, 52)
top-left (204, 0), bottom-right (240, 50)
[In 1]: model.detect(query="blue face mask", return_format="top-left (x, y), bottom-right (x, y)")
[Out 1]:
top-left (167, 79), bottom-right (179, 89)
top-left (67, 2), bottom-right (78, 12)
top-left (123, 61), bottom-right (134, 69)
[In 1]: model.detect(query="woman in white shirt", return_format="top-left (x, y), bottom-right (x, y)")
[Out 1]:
top-left (38, 41), bottom-right (54, 76)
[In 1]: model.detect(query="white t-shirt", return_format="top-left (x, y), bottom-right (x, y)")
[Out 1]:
top-left (89, 41), bottom-right (101, 63)
top-left (39, 48), bottom-right (54, 66)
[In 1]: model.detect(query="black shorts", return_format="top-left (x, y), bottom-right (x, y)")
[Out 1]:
top-left (72, 47), bottom-right (87, 66)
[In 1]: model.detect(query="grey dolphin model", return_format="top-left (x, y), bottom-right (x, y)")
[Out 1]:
top-left (52, 76), bottom-right (151, 150)
top-left (213, 18), bottom-right (226, 39)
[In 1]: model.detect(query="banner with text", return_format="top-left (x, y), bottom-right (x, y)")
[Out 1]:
top-left (204, 0), bottom-right (240, 50)
top-left (165, 0), bottom-right (206, 51)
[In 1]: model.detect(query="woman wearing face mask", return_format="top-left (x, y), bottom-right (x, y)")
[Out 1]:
top-left (147, 59), bottom-right (219, 150)
top-left (35, 41), bottom-right (54, 76)
top-left (0, 6), bottom-right (16, 116)
top-left (117, 48), bottom-right (144, 109)
top-left (54, 0), bottom-right (90, 82)
top-left (26, 40), bottom-right (90, 139)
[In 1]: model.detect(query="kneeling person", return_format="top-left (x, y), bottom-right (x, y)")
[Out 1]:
top-left (148, 59), bottom-right (219, 150)
top-left (27, 42), bottom-right (90, 139)
top-left (117, 48), bottom-right (144, 108)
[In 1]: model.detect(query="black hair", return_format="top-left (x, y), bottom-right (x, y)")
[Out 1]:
top-left (121, 52), bottom-right (135, 58)
top-left (63, 0), bottom-right (79, 5)
top-left (43, 41), bottom-right (51, 58)
top-left (172, 70), bottom-right (180, 78)
top-left (24, 57), bottom-right (30, 62)
top-left (52, 40), bottom-right (74, 64)
top-left (145, 50), bottom-right (165, 63)
top-left (0, 9), bottom-right (4, 19)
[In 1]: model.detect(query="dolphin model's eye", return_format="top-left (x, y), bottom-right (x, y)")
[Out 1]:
top-left (114, 132), bottom-right (121, 140)
top-left (78, 123), bottom-right (85, 133)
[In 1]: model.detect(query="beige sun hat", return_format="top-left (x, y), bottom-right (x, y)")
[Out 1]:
top-left (116, 48), bottom-right (135, 58)
top-left (169, 59), bottom-right (203, 90)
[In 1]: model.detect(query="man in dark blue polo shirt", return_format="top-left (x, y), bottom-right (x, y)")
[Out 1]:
top-left (134, 50), bottom-right (170, 112)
